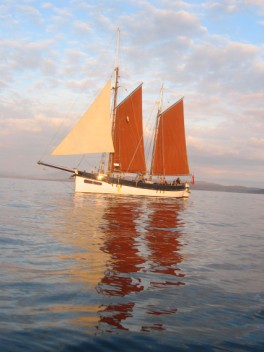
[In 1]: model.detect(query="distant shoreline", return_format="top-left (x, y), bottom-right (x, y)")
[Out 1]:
top-left (190, 182), bottom-right (264, 195)
top-left (1, 174), bottom-right (263, 195)
top-left (0, 174), bottom-right (73, 183)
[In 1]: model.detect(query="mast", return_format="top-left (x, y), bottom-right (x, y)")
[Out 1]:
top-left (149, 84), bottom-right (164, 179)
top-left (108, 28), bottom-right (120, 174)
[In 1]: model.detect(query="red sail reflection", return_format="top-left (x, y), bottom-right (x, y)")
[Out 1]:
top-left (141, 199), bottom-right (185, 332)
top-left (97, 199), bottom-right (145, 330)
top-left (96, 197), bottom-right (186, 332)
top-left (145, 200), bottom-right (185, 283)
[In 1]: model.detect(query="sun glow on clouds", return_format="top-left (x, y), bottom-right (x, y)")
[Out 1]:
top-left (1, 114), bottom-right (72, 133)
top-left (0, 0), bottom-right (263, 186)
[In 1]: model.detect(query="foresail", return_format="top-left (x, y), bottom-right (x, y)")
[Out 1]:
top-left (152, 99), bottom-right (190, 176)
top-left (52, 80), bottom-right (114, 156)
top-left (110, 84), bottom-right (146, 174)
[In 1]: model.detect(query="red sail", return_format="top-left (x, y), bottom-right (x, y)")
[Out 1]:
top-left (111, 85), bottom-right (146, 174)
top-left (152, 99), bottom-right (190, 176)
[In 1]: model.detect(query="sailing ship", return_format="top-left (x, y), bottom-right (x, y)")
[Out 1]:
top-left (38, 32), bottom-right (191, 198)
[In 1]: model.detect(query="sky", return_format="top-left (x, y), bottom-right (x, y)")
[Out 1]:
top-left (1, 0), bottom-right (264, 187)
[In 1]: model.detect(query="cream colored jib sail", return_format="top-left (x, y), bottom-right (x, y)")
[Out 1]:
top-left (38, 31), bottom-right (191, 199)
top-left (52, 80), bottom-right (114, 156)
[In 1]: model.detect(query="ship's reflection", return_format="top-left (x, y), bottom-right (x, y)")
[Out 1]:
top-left (96, 196), bottom-right (186, 332)
top-left (51, 194), bottom-right (187, 333)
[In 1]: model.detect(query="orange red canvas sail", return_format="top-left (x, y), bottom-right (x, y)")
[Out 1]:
top-left (110, 85), bottom-right (146, 174)
top-left (152, 99), bottom-right (190, 176)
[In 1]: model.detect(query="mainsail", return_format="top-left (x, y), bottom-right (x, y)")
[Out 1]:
top-left (52, 80), bottom-right (114, 156)
top-left (110, 84), bottom-right (146, 174)
top-left (152, 98), bottom-right (190, 176)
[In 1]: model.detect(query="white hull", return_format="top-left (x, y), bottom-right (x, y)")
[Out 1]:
top-left (75, 175), bottom-right (190, 198)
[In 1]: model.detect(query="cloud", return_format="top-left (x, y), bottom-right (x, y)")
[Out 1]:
top-left (245, 0), bottom-right (264, 13)
top-left (0, 38), bottom-right (57, 80)
top-left (124, 6), bottom-right (206, 45)
top-left (205, 0), bottom-right (242, 14)
top-left (42, 2), bottom-right (53, 10)
top-left (183, 40), bottom-right (264, 96)
top-left (203, 0), bottom-right (264, 15)
top-left (73, 21), bottom-right (92, 34)
top-left (2, 118), bottom-right (41, 133)
top-left (16, 5), bottom-right (43, 23)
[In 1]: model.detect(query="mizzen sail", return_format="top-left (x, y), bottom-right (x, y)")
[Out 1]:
top-left (52, 80), bottom-right (114, 156)
top-left (152, 98), bottom-right (190, 176)
top-left (110, 84), bottom-right (146, 174)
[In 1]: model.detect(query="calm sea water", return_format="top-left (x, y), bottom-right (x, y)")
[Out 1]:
top-left (0, 177), bottom-right (263, 351)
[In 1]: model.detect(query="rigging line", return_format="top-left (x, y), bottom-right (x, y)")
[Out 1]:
top-left (76, 154), bottom-right (86, 168)
top-left (125, 125), bottom-right (145, 174)
top-left (124, 95), bottom-right (145, 174)
top-left (150, 84), bottom-right (164, 177)
top-left (161, 114), bottom-right (165, 176)
top-left (108, 39), bottom-right (120, 173)
top-left (39, 99), bottom-right (79, 161)
top-left (143, 88), bottom-right (164, 170)
top-left (144, 103), bottom-right (157, 169)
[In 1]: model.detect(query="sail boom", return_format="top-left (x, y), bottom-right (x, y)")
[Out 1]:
top-left (37, 161), bottom-right (75, 173)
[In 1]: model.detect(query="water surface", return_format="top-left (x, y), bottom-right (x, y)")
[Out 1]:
top-left (0, 178), bottom-right (263, 351)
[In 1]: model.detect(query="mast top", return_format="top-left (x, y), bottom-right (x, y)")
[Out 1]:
top-left (115, 28), bottom-right (120, 70)
top-left (157, 84), bottom-right (164, 115)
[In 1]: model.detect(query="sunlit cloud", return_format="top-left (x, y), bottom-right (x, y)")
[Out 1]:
top-left (73, 21), bottom-right (92, 34)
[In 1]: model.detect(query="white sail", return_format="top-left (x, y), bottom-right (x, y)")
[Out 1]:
top-left (52, 80), bottom-right (114, 156)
